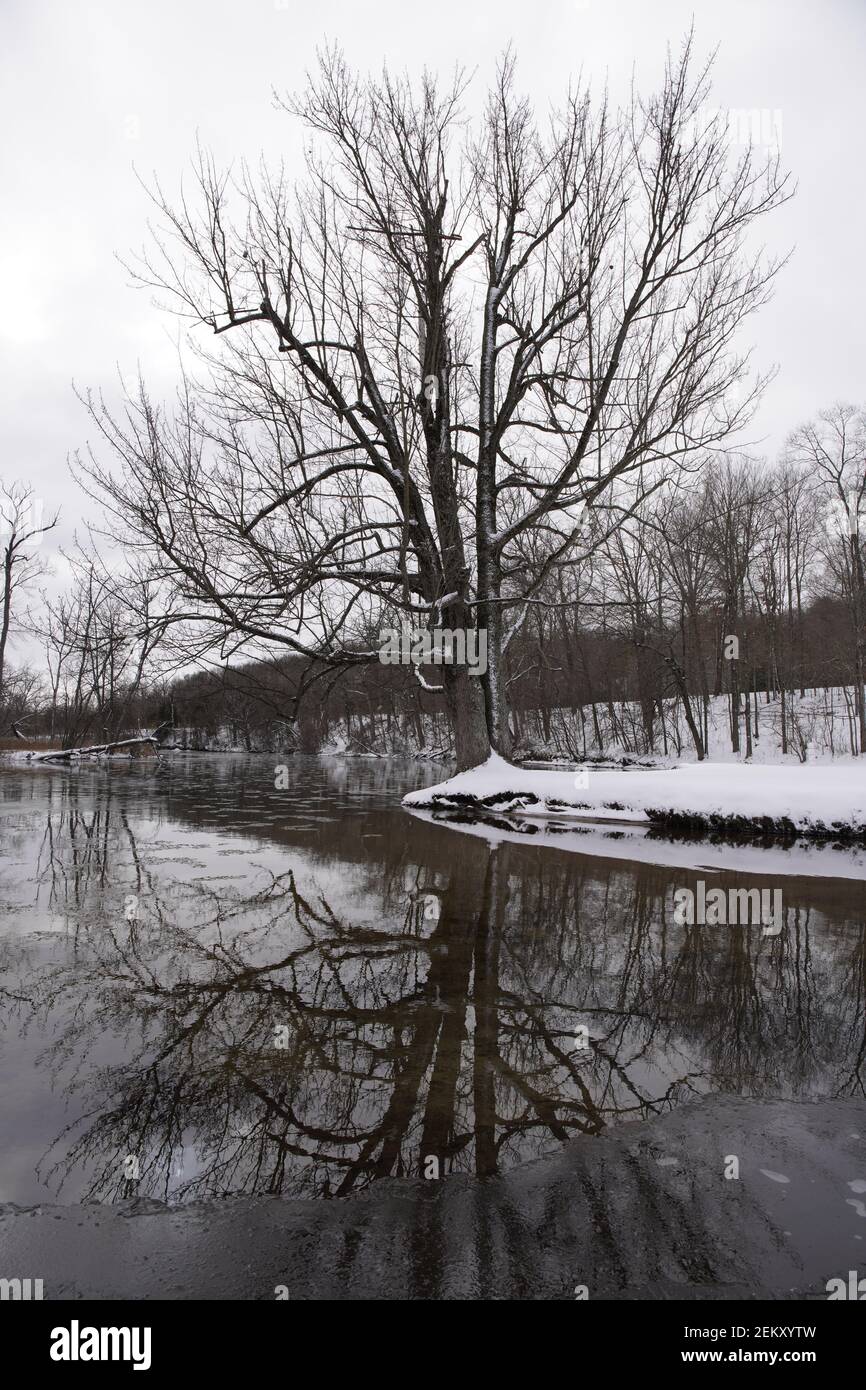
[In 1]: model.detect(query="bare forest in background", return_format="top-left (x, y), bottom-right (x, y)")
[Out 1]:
top-left (2, 415), bottom-right (864, 761)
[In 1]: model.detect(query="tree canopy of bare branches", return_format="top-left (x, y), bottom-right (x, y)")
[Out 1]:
top-left (77, 34), bottom-right (790, 767)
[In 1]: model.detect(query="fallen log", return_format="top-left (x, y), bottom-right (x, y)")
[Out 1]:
top-left (28, 735), bottom-right (160, 764)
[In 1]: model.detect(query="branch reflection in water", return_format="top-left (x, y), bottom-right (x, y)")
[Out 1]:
top-left (0, 754), bottom-right (863, 1206)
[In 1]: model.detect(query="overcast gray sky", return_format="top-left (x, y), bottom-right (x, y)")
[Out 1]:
top-left (1, 0), bottom-right (864, 622)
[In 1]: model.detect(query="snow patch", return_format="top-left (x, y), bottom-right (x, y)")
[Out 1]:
top-left (403, 757), bottom-right (866, 842)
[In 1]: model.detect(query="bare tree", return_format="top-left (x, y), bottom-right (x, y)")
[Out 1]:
top-left (788, 404), bottom-right (866, 754)
top-left (77, 36), bottom-right (789, 767)
top-left (0, 481), bottom-right (58, 703)
top-left (35, 543), bottom-right (170, 748)
top-left (705, 459), bottom-right (766, 754)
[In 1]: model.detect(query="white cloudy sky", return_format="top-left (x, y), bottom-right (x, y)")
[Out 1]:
top-left (0, 0), bottom-right (864, 622)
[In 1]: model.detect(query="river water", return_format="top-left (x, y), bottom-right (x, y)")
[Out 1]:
top-left (0, 753), bottom-right (864, 1207)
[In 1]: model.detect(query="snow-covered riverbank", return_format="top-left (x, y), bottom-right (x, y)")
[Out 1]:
top-left (403, 754), bottom-right (866, 842)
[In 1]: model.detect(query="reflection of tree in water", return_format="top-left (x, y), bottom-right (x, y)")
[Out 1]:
top-left (3, 799), bottom-right (866, 1204)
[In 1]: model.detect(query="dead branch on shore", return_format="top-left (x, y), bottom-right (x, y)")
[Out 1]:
top-left (28, 736), bottom-right (160, 764)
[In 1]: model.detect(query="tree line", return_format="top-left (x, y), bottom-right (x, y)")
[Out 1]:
top-left (2, 404), bottom-right (862, 759)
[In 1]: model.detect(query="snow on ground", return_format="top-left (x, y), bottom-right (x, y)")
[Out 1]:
top-left (403, 753), bottom-right (866, 839)
top-left (512, 687), bottom-right (865, 765)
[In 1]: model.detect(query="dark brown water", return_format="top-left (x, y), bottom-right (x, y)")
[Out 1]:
top-left (0, 753), bottom-right (864, 1207)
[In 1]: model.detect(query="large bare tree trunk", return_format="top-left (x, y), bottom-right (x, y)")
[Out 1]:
top-left (443, 668), bottom-right (490, 769)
